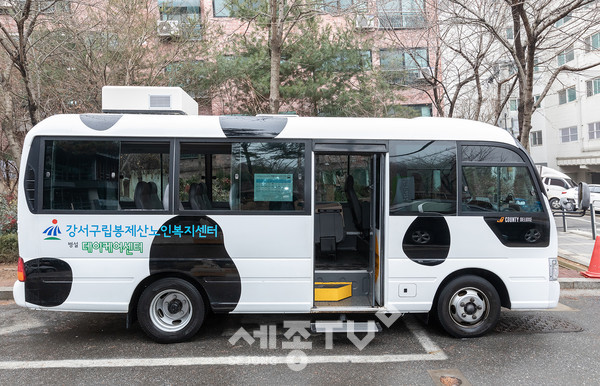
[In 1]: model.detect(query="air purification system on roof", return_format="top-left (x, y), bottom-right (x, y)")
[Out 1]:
top-left (101, 86), bottom-right (198, 115)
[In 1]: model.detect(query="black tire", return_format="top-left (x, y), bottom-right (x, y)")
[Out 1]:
top-left (137, 278), bottom-right (205, 343)
top-left (549, 198), bottom-right (561, 210)
top-left (436, 275), bottom-right (500, 338)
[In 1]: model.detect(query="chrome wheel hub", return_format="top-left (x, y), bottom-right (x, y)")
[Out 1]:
top-left (448, 287), bottom-right (488, 326)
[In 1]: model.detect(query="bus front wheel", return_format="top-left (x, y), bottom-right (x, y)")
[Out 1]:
top-left (137, 278), bottom-right (205, 343)
top-left (436, 275), bottom-right (500, 338)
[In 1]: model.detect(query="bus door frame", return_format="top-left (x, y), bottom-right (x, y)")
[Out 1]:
top-left (312, 141), bottom-right (388, 307)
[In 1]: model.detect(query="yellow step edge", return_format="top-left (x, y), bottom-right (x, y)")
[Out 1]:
top-left (314, 282), bottom-right (352, 302)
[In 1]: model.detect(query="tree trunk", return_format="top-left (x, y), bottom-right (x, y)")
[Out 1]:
top-left (268, 0), bottom-right (282, 114)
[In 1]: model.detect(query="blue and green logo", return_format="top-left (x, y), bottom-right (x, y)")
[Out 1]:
top-left (43, 219), bottom-right (61, 240)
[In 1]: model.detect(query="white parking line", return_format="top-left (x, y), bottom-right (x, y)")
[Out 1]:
top-left (0, 318), bottom-right (446, 370)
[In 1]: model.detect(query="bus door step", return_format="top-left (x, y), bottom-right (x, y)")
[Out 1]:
top-left (314, 282), bottom-right (352, 301)
top-left (310, 320), bottom-right (382, 334)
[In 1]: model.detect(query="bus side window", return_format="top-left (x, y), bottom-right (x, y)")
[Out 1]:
top-left (389, 141), bottom-right (457, 215)
top-left (178, 142), bottom-right (304, 212)
top-left (461, 145), bottom-right (542, 213)
top-left (231, 142), bottom-right (305, 212)
top-left (179, 143), bottom-right (232, 211)
top-left (119, 142), bottom-right (170, 211)
top-left (43, 140), bottom-right (120, 211)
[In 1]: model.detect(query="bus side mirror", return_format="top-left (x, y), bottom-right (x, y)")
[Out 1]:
top-left (579, 182), bottom-right (590, 210)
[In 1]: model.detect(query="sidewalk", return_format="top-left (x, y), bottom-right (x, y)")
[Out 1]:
top-left (557, 229), bottom-right (600, 289)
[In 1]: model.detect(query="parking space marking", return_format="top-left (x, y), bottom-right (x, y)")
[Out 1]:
top-left (0, 318), bottom-right (446, 370)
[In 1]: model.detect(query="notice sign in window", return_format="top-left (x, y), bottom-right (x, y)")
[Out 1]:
top-left (254, 173), bottom-right (293, 201)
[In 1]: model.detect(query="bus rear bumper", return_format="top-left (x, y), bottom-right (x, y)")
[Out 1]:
top-left (509, 281), bottom-right (560, 309)
top-left (12, 281), bottom-right (25, 307)
top-left (549, 280), bottom-right (560, 308)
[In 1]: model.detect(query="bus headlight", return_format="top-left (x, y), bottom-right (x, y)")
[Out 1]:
top-left (549, 258), bottom-right (559, 281)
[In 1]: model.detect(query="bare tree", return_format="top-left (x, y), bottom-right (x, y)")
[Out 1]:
top-left (0, 0), bottom-right (67, 193)
top-left (38, 0), bottom-right (202, 114)
top-left (443, 0), bottom-right (600, 151)
top-left (0, 0), bottom-right (60, 127)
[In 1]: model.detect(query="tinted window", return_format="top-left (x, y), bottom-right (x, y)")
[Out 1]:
top-left (179, 143), bottom-right (232, 210)
top-left (231, 142), bottom-right (305, 211)
top-left (390, 141), bottom-right (457, 214)
top-left (462, 145), bottom-right (524, 163)
top-left (42, 140), bottom-right (170, 211)
top-left (120, 142), bottom-right (170, 210)
top-left (43, 140), bottom-right (119, 210)
top-left (461, 145), bottom-right (542, 213)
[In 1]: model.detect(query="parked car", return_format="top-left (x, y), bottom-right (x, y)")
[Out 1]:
top-left (566, 184), bottom-right (600, 209)
top-left (538, 166), bottom-right (577, 210)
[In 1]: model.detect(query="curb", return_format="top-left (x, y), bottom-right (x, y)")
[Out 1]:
top-left (0, 287), bottom-right (12, 301)
top-left (558, 256), bottom-right (589, 272)
top-left (559, 278), bottom-right (600, 289)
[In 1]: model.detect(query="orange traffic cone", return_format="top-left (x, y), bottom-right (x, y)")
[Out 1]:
top-left (582, 236), bottom-right (600, 278)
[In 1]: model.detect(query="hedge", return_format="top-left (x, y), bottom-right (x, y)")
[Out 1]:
top-left (0, 233), bottom-right (18, 264)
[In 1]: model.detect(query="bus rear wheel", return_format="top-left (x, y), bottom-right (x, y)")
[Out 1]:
top-left (436, 275), bottom-right (500, 338)
top-left (137, 278), bottom-right (205, 343)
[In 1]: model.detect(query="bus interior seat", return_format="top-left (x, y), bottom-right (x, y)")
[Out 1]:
top-left (315, 208), bottom-right (344, 257)
top-left (198, 182), bottom-right (212, 209)
top-left (134, 181), bottom-right (150, 209)
top-left (189, 182), bottom-right (212, 210)
top-left (148, 182), bottom-right (164, 209)
top-left (344, 175), bottom-right (368, 233)
top-left (189, 183), bottom-right (201, 209)
top-left (88, 189), bottom-right (100, 210)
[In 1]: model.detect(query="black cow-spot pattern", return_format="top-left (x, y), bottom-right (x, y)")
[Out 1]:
top-left (149, 216), bottom-right (242, 312)
top-left (402, 216), bottom-right (451, 266)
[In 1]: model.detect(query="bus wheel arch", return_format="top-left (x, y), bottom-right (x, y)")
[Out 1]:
top-left (432, 269), bottom-right (510, 338)
top-left (129, 274), bottom-right (210, 343)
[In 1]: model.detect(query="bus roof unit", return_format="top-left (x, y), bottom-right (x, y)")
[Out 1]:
top-left (101, 86), bottom-right (198, 116)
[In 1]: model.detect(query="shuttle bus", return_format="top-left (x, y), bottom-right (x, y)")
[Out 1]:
top-left (14, 91), bottom-right (560, 343)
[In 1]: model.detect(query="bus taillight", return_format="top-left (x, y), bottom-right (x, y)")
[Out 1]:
top-left (17, 257), bottom-right (25, 282)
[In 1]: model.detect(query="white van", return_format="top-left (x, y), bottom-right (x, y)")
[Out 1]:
top-left (537, 166), bottom-right (577, 210)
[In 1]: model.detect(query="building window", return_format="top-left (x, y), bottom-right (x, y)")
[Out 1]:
top-left (509, 98), bottom-right (519, 111)
top-left (323, 0), bottom-right (367, 13)
top-left (530, 131), bottom-right (543, 146)
top-left (506, 27), bottom-right (514, 40)
top-left (323, 50), bottom-right (372, 71)
top-left (554, 14), bottom-right (572, 27)
top-left (586, 32), bottom-right (600, 51)
top-left (377, 0), bottom-right (426, 29)
top-left (587, 78), bottom-right (600, 97)
top-left (406, 104), bottom-right (432, 117)
top-left (557, 46), bottom-right (574, 66)
top-left (213, 0), bottom-right (261, 17)
top-left (158, 0), bottom-right (201, 38)
top-left (560, 127), bottom-right (578, 143)
top-left (589, 122), bottom-right (600, 140)
top-left (380, 48), bottom-right (428, 84)
top-left (558, 86), bottom-right (576, 105)
top-left (213, 0), bottom-right (234, 17)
